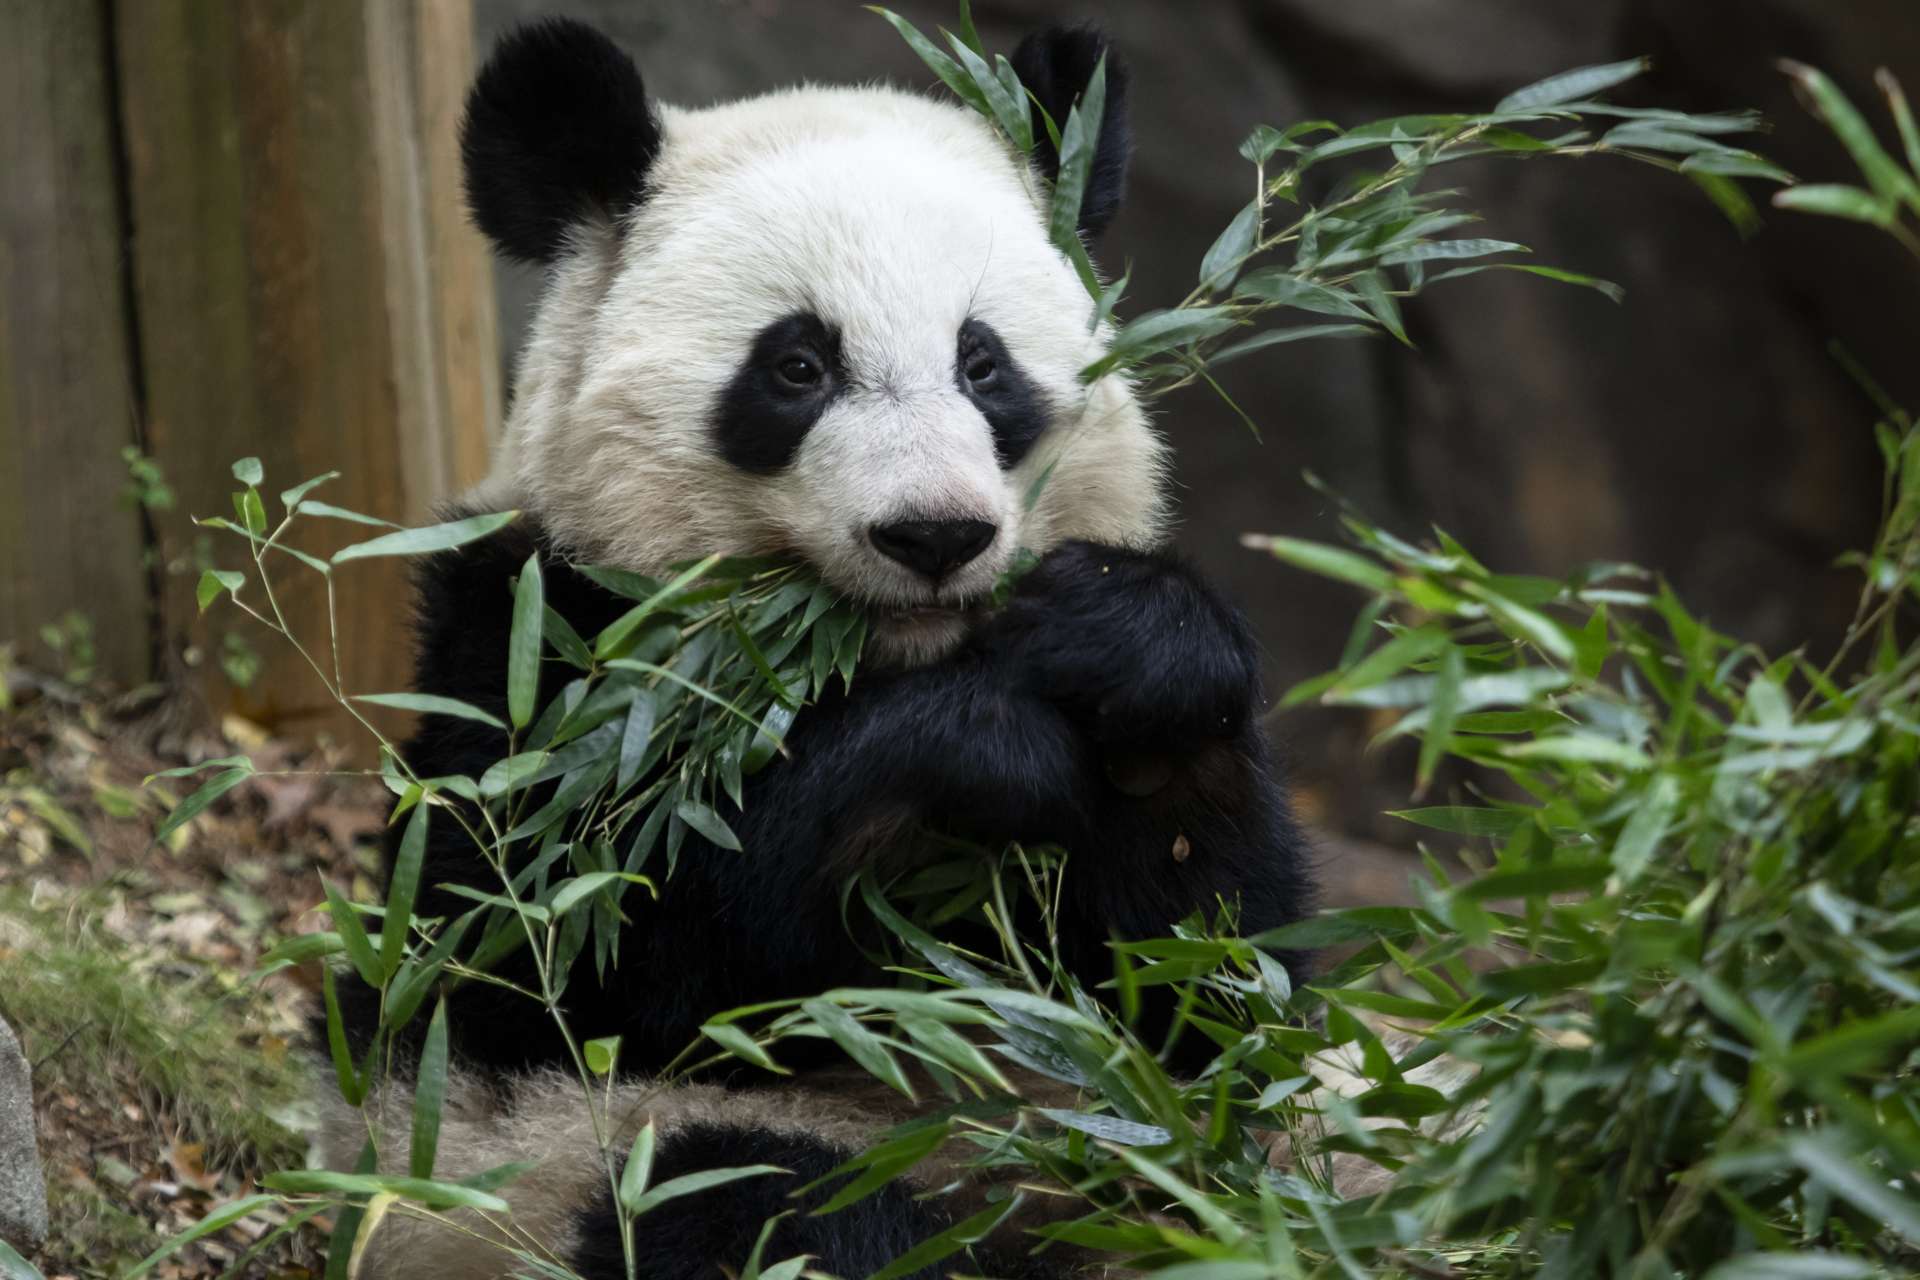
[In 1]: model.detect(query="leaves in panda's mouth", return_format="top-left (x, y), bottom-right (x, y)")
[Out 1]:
top-left (186, 468), bottom-right (869, 1000)
top-left (520, 552), bottom-right (866, 872)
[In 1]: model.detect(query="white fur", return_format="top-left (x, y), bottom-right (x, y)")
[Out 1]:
top-left (317, 1064), bottom-right (1078, 1278)
top-left (1266, 1035), bottom-right (1481, 1197)
top-left (475, 85), bottom-right (1168, 663)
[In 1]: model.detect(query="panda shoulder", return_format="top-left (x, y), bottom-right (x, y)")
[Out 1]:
top-left (412, 509), bottom-right (546, 620)
top-left (407, 508), bottom-right (544, 694)
top-left (405, 509), bottom-right (630, 706)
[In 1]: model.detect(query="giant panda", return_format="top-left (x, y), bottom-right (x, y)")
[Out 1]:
top-left (318, 17), bottom-right (1319, 1279)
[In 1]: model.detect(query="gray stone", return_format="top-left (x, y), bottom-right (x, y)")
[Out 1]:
top-left (0, 1015), bottom-right (47, 1250)
top-left (470, 0), bottom-right (1920, 840)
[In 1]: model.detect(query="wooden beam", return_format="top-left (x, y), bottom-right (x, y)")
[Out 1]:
top-left (113, 0), bottom-right (498, 744)
top-left (0, 1), bottom-right (151, 683)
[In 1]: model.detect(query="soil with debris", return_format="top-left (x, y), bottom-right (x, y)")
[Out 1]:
top-left (1, 673), bottom-right (389, 1278)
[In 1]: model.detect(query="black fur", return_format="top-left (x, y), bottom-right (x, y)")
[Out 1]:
top-left (461, 19), bottom-right (661, 262)
top-left (713, 312), bottom-right (849, 474)
top-left (1009, 26), bottom-right (1132, 240)
top-left (570, 1123), bottom-right (1057, 1280)
top-left (958, 319), bottom-right (1051, 468)
top-left (332, 521), bottom-right (1314, 1075)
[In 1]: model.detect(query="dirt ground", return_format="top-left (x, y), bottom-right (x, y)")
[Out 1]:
top-left (2, 670), bottom-right (389, 1278)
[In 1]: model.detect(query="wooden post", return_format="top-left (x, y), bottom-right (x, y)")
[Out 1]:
top-left (113, 0), bottom-right (498, 744)
top-left (0, 1), bottom-right (151, 683)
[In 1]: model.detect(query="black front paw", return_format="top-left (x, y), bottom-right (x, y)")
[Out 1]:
top-left (985, 541), bottom-right (1261, 751)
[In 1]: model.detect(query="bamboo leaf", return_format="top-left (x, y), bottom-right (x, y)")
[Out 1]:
top-left (1038, 1109), bottom-right (1174, 1146)
top-left (1505, 735), bottom-right (1652, 769)
top-left (1426, 261), bottom-right (1626, 304)
top-left (126, 1195), bottom-right (277, 1278)
top-left (353, 692), bottom-right (507, 730)
top-left (594, 553), bottom-right (724, 659)
top-left (1783, 1006), bottom-right (1920, 1079)
top-left (1498, 58), bottom-right (1649, 112)
top-left (332, 511), bottom-right (519, 563)
top-left (1236, 269), bottom-right (1374, 320)
top-left (196, 569), bottom-right (246, 613)
top-left (1389, 806), bottom-right (1530, 836)
top-left (320, 967), bottom-right (367, 1106)
top-left (323, 879), bottom-right (384, 990)
top-left (947, 34), bottom-right (1032, 152)
top-left (1330, 624), bottom-right (1447, 698)
top-left (1881, 68), bottom-right (1920, 178)
top-left (299, 501), bottom-right (399, 528)
top-left (866, 8), bottom-right (990, 115)
top-left (1772, 183), bottom-right (1897, 226)
top-left (279, 470), bottom-right (340, 512)
top-left (1780, 60), bottom-right (1920, 214)
top-left (806, 1122), bottom-right (950, 1215)
top-left (675, 798), bottom-right (743, 852)
top-left (153, 766), bottom-right (252, 843)
top-left (1789, 1134), bottom-right (1920, 1243)
top-left (865, 1198), bottom-right (1019, 1280)
top-left (1199, 200), bottom-right (1262, 292)
top-left (1613, 773), bottom-right (1680, 885)
top-left (1417, 643), bottom-right (1464, 789)
top-left (1049, 55), bottom-right (1109, 249)
top-left (549, 871), bottom-right (653, 918)
top-left (409, 998), bottom-right (450, 1179)
top-left (508, 553), bottom-right (544, 729)
top-left (618, 1121), bottom-right (656, 1213)
top-left (1241, 535), bottom-right (1395, 594)
top-left (802, 999), bottom-right (914, 1096)
top-left (380, 801), bottom-right (429, 979)
top-left (263, 1170), bottom-right (509, 1213)
top-left (617, 692), bottom-right (659, 791)
top-left (702, 1021), bottom-right (782, 1071)
top-left (585, 1036), bottom-right (621, 1076)
top-left (624, 1165), bottom-right (787, 1220)
top-left (1380, 237), bottom-right (1529, 265)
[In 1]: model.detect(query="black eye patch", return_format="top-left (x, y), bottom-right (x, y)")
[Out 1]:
top-left (712, 312), bottom-right (846, 474)
top-left (956, 319), bottom-right (1050, 468)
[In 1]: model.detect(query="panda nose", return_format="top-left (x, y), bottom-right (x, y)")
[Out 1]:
top-left (868, 518), bottom-right (997, 581)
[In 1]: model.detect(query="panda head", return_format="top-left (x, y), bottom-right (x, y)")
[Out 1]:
top-left (467, 19), bottom-right (1168, 664)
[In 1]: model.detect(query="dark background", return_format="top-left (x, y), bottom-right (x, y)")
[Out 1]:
top-left (477, 0), bottom-right (1920, 839)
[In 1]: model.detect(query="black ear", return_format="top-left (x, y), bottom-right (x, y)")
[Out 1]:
top-left (1010, 26), bottom-right (1132, 240)
top-left (461, 19), bottom-right (662, 263)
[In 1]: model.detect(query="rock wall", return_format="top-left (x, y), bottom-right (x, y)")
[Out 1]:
top-left (475, 0), bottom-right (1920, 838)
top-left (0, 1016), bottom-right (46, 1251)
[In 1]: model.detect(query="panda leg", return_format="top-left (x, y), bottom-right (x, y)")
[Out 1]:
top-left (568, 1121), bottom-right (1059, 1280)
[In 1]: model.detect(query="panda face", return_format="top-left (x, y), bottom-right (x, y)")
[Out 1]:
top-left (467, 24), bottom-right (1168, 665)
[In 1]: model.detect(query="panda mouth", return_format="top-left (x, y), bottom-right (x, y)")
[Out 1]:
top-left (875, 592), bottom-right (992, 626)
top-left (887, 602), bottom-right (979, 621)
top-left (861, 596), bottom-right (989, 665)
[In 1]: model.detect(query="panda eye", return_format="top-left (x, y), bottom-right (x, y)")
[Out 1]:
top-left (965, 352), bottom-right (998, 388)
top-left (774, 354), bottom-right (823, 390)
